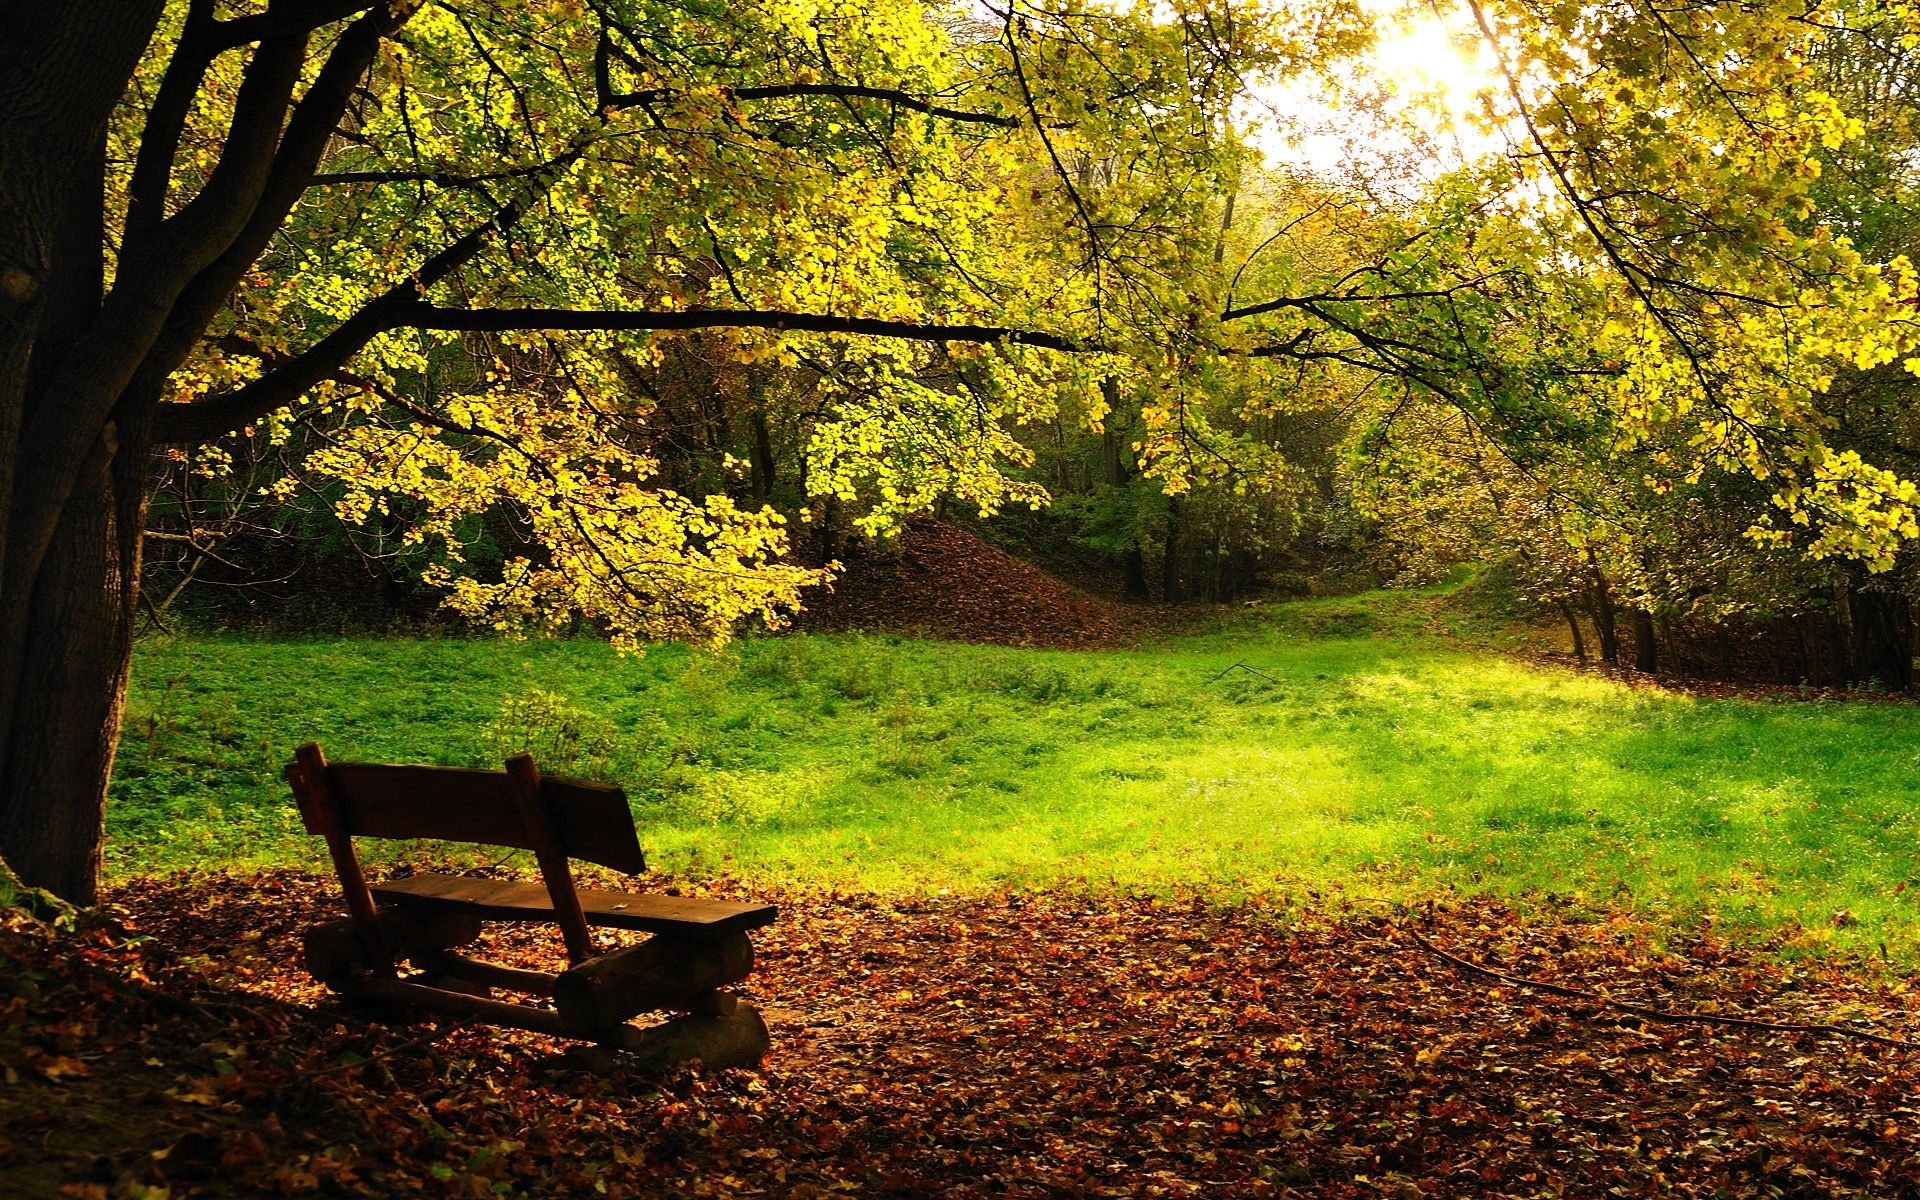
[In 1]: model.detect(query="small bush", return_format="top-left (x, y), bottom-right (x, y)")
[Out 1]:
top-left (482, 689), bottom-right (618, 779)
top-left (828, 651), bottom-right (896, 701)
top-left (657, 766), bottom-right (798, 825)
top-left (994, 662), bottom-right (1076, 702)
top-left (741, 635), bottom-right (821, 687)
top-left (676, 650), bottom-right (742, 710)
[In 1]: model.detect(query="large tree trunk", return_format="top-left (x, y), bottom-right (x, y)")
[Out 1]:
top-left (0, 2), bottom-right (165, 902)
top-left (0, 420), bottom-right (146, 903)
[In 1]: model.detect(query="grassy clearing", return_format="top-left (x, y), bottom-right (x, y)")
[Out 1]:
top-left (112, 589), bottom-right (1920, 956)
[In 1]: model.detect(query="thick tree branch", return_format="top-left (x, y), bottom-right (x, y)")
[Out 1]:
top-left (136, 2), bottom-right (414, 396)
top-left (127, 1), bottom-right (393, 239)
top-left (1222, 285), bottom-right (1491, 323)
top-left (395, 305), bottom-right (1090, 349)
top-left (118, 23), bottom-right (309, 278)
top-left (604, 82), bottom-right (1017, 128)
top-left (308, 159), bottom-right (574, 189)
top-left (209, 0), bottom-right (385, 48)
top-left (160, 301), bottom-right (1092, 445)
top-left (155, 174), bottom-right (572, 446)
top-left (124, 0), bottom-right (217, 241)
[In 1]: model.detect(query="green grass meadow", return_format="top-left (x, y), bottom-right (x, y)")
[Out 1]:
top-left (112, 591), bottom-right (1920, 956)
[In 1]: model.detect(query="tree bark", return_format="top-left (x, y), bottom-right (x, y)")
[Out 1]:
top-left (1161, 496), bottom-right (1183, 603)
top-left (1629, 610), bottom-right (1657, 673)
top-left (1585, 558), bottom-right (1619, 667)
top-left (1845, 587), bottom-right (1914, 690)
top-left (0, 2), bottom-right (165, 901)
top-left (0, 431), bottom-right (144, 903)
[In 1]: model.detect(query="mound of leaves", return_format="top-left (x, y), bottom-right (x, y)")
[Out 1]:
top-left (797, 519), bottom-right (1138, 649)
top-left (7, 871), bottom-right (1920, 1197)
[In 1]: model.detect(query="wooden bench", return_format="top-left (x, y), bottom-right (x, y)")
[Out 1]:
top-left (286, 742), bottom-right (776, 1068)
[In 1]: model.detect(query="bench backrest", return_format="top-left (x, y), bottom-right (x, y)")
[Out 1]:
top-left (287, 742), bottom-right (641, 971)
top-left (314, 762), bottom-right (646, 874)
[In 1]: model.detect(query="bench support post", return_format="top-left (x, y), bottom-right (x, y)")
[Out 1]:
top-left (289, 742), bottom-right (394, 976)
top-left (607, 1002), bottom-right (771, 1071)
top-left (507, 752), bottom-right (597, 964)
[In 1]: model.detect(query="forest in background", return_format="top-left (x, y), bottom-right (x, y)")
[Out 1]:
top-left (130, 1), bottom-right (1920, 696)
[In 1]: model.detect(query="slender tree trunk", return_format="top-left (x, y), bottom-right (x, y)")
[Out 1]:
top-left (1099, 424), bottom-right (1123, 488)
top-left (748, 405), bottom-right (775, 506)
top-left (1845, 587), bottom-right (1914, 690)
top-left (1098, 379), bottom-right (1149, 599)
top-left (1556, 600), bottom-right (1587, 662)
top-left (1629, 610), bottom-right (1657, 673)
top-left (1586, 561), bottom-right (1619, 667)
top-left (815, 495), bottom-right (839, 563)
top-left (1161, 497), bottom-right (1183, 603)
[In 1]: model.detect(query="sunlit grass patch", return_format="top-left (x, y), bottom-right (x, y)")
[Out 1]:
top-left (112, 597), bottom-right (1920, 959)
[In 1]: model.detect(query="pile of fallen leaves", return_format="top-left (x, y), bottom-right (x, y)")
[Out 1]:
top-left (7, 871), bottom-right (1920, 1197)
top-left (796, 519), bottom-right (1142, 649)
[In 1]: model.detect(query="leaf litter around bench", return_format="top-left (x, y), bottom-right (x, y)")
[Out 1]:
top-left (6, 870), bottom-right (1920, 1198)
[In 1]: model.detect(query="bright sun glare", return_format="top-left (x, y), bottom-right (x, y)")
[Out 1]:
top-left (1254, 0), bottom-right (1506, 188)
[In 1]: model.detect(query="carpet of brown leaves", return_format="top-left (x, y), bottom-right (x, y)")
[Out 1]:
top-left (794, 519), bottom-right (1161, 649)
top-left (5, 871), bottom-right (1920, 1197)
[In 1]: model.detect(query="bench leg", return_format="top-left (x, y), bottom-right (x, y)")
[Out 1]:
top-left (415, 971), bottom-right (492, 1000)
top-left (303, 910), bottom-right (483, 984)
top-left (605, 1001), bottom-right (770, 1071)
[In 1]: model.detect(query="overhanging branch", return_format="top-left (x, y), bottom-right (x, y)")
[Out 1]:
top-left (395, 304), bottom-right (1090, 350)
top-left (603, 83), bottom-right (1018, 128)
top-left (156, 299), bottom-right (1093, 446)
top-left (210, 0), bottom-right (385, 48)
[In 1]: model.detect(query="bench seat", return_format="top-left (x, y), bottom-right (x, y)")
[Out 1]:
top-left (371, 872), bottom-right (776, 940)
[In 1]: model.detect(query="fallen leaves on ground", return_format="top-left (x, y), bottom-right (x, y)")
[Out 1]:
top-left (4, 871), bottom-right (1920, 1197)
top-left (795, 519), bottom-right (1153, 648)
